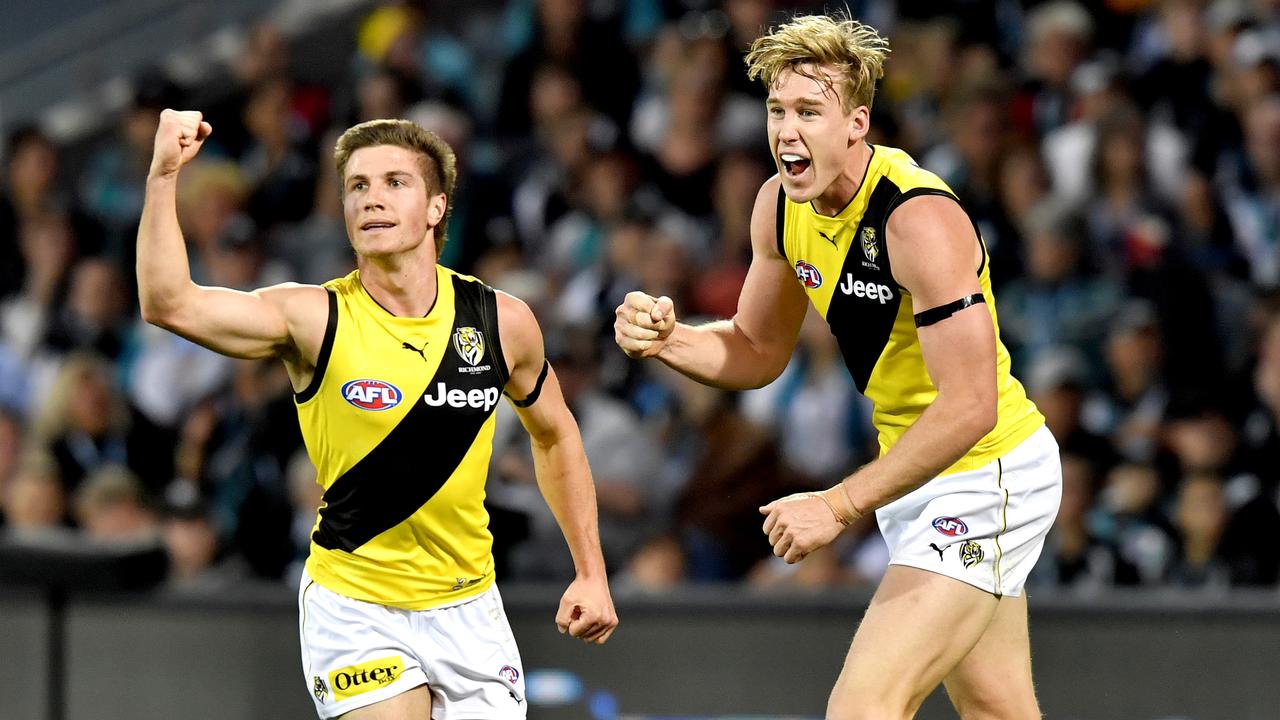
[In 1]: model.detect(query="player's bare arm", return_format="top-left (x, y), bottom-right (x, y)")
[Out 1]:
top-left (614, 175), bottom-right (808, 389)
top-left (137, 109), bottom-right (328, 389)
top-left (762, 194), bottom-right (997, 563)
top-left (498, 291), bottom-right (618, 645)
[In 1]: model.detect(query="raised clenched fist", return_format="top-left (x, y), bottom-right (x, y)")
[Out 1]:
top-left (614, 291), bottom-right (676, 360)
top-left (149, 109), bottom-right (212, 179)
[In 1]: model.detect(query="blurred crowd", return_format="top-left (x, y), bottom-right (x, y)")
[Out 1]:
top-left (1, 0), bottom-right (1279, 596)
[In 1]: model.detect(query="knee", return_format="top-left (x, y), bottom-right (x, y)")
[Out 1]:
top-left (951, 690), bottom-right (1042, 720)
top-left (826, 699), bottom-right (913, 720)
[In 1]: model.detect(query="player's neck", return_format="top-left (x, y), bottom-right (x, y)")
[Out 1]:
top-left (357, 247), bottom-right (439, 317)
top-left (812, 140), bottom-right (873, 217)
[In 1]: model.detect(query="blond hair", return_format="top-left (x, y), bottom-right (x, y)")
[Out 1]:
top-left (32, 353), bottom-right (129, 445)
top-left (334, 119), bottom-right (458, 258)
top-left (745, 13), bottom-right (890, 114)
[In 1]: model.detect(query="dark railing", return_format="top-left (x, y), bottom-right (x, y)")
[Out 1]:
top-left (2, 580), bottom-right (1278, 720)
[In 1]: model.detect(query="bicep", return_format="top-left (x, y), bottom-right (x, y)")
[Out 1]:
top-left (735, 178), bottom-right (808, 355)
top-left (916, 306), bottom-right (996, 393)
top-left (159, 283), bottom-right (320, 360)
top-left (888, 196), bottom-right (994, 392)
top-left (887, 196), bottom-right (984, 310)
top-left (510, 365), bottom-right (577, 446)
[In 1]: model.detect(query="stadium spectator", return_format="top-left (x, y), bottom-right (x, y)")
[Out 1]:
top-left (1030, 452), bottom-right (1132, 591)
top-left (1, 450), bottom-right (66, 533)
top-left (999, 199), bottom-right (1123, 375)
top-left (72, 464), bottom-right (159, 541)
top-left (32, 353), bottom-right (173, 495)
top-left (6, 0), bottom-right (1280, 599)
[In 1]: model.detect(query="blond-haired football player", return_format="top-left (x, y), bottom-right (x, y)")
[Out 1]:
top-left (617, 13), bottom-right (1059, 719)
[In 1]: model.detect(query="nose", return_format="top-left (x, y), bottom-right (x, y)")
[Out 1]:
top-left (776, 113), bottom-right (800, 144)
top-left (363, 187), bottom-right (385, 211)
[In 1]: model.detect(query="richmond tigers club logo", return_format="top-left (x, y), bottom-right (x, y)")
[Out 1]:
top-left (860, 226), bottom-right (879, 263)
top-left (453, 327), bottom-right (484, 366)
top-left (313, 675), bottom-right (328, 703)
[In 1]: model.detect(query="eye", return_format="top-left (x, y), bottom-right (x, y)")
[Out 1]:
top-left (352, 181), bottom-right (367, 191)
top-left (800, 109), bottom-right (817, 118)
top-left (390, 178), bottom-right (404, 187)
top-left (768, 106), bottom-right (783, 118)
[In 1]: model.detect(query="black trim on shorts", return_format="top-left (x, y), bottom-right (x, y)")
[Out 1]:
top-left (913, 293), bottom-right (986, 328)
top-left (295, 289), bottom-right (338, 404)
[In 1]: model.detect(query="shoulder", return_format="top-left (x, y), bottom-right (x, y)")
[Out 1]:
top-left (885, 194), bottom-right (972, 245)
top-left (750, 174), bottom-right (785, 254)
top-left (255, 282), bottom-right (330, 315)
top-left (879, 145), bottom-right (954, 196)
top-left (752, 174), bottom-right (783, 219)
top-left (317, 269), bottom-right (361, 296)
top-left (495, 290), bottom-right (542, 353)
top-left (254, 282), bottom-right (331, 362)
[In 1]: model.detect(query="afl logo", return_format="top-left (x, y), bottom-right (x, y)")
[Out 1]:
top-left (498, 665), bottom-right (520, 683)
top-left (341, 379), bottom-right (403, 411)
top-left (795, 260), bottom-right (822, 288)
top-left (932, 516), bottom-right (968, 537)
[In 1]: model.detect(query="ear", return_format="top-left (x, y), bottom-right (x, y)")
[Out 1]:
top-left (427, 193), bottom-right (448, 227)
top-left (848, 105), bottom-right (871, 146)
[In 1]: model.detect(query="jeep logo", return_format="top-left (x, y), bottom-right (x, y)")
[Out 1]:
top-left (839, 274), bottom-right (893, 303)
top-left (424, 382), bottom-right (500, 412)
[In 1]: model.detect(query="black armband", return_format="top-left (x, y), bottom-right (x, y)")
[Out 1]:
top-left (914, 293), bottom-right (986, 328)
top-left (508, 359), bottom-right (550, 408)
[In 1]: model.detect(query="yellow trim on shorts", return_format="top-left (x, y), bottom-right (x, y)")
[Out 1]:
top-left (993, 459), bottom-right (1008, 599)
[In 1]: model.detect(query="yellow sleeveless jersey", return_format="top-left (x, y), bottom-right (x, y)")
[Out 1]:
top-left (777, 144), bottom-right (1043, 475)
top-left (297, 265), bottom-right (508, 609)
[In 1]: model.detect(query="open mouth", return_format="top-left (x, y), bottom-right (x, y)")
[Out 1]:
top-left (361, 221), bottom-right (395, 231)
top-left (780, 153), bottom-right (811, 177)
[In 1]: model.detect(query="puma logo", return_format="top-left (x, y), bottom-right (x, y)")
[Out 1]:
top-left (401, 341), bottom-right (427, 361)
top-left (929, 543), bottom-right (949, 561)
top-left (818, 230), bottom-right (837, 246)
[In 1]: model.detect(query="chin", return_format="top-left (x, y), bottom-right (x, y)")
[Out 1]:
top-left (780, 178), bottom-right (817, 203)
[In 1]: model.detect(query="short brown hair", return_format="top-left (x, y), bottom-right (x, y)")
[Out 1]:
top-left (745, 13), bottom-right (890, 114)
top-left (334, 119), bottom-right (458, 257)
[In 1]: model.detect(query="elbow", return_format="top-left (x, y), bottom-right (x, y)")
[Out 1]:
top-left (975, 401), bottom-right (998, 439)
top-left (138, 302), bottom-right (162, 327)
top-left (746, 359), bottom-right (789, 390)
top-left (941, 386), bottom-right (997, 445)
top-left (138, 299), bottom-right (171, 328)
top-left (139, 295), bottom-right (185, 331)
top-left (138, 283), bottom-right (193, 329)
top-left (967, 394), bottom-right (998, 442)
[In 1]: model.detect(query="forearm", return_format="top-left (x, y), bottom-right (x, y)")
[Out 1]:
top-left (532, 430), bottom-right (607, 578)
top-left (137, 174), bottom-right (197, 323)
top-left (657, 319), bottom-right (785, 390)
top-left (843, 393), bottom-right (995, 513)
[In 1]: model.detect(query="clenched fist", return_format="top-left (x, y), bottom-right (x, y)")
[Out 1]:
top-left (614, 291), bottom-right (676, 359)
top-left (149, 109), bottom-right (212, 179)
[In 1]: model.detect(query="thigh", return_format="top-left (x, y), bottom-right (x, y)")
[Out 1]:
top-left (943, 594), bottom-right (1041, 720)
top-left (299, 575), bottom-right (430, 719)
top-left (339, 685), bottom-right (434, 720)
top-left (828, 566), bottom-right (999, 720)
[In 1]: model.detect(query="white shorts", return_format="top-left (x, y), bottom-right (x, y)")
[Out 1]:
top-left (298, 573), bottom-right (526, 719)
top-left (876, 425), bottom-right (1061, 598)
